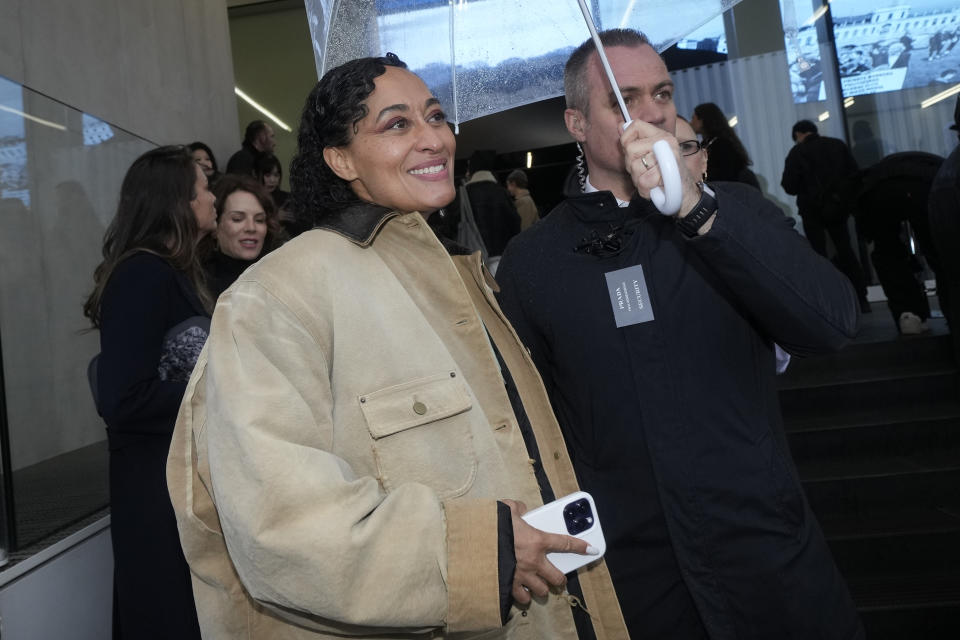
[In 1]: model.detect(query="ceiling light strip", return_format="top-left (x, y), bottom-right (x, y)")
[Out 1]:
top-left (234, 87), bottom-right (292, 132)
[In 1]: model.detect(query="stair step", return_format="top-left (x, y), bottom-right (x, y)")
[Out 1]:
top-left (780, 332), bottom-right (955, 387)
top-left (779, 371), bottom-right (959, 421)
top-left (828, 530), bottom-right (960, 576)
top-left (788, 416), bottom-right (960, 466)
top-left (848, 572), bottom-right (960, 611)
top-left (784, 401), bottom-right (960, 433)
top-left (802, 469), bottom-right (960, 517)
top-left (860, 606), bottom-right (960, 640)
top-left (778, 360), bottom-right (957, 391)
top-left (798, 449), bottom-right (960, 483)
top-left (818, 505), bottom-right (960, 541)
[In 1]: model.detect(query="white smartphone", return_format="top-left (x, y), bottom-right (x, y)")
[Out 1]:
top-left (520, 491), bottom-right (606, 574)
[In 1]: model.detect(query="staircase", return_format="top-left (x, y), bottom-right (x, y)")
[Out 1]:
top-left (778, 312), bottom-right (960, 639)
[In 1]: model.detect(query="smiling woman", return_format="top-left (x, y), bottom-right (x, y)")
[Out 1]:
top-left (165, 55), bottom-right (628, 639)
top-left (204, 174), bottom-right (284, 298)
top-left (321, 68), bottom-right (454, 213)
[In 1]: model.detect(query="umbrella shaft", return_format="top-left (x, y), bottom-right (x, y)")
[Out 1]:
top-left (576, 0), bottom-right (631, 124)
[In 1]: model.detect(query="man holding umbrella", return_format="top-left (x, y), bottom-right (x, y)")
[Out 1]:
top-left (497, 29), bottom-right (864, 639)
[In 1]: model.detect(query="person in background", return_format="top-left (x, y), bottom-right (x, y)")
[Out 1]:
top-left (84, 145), bottom-right (215, 639)
top-left (498, 28), bottom-right (862, 639)
top-left (254, 152), bottom-right (289, 209)
top-left (189, 141), bottom-right (222, 189)
top-left (166, 53), bottom-right (627, 640)
top-left (782, 119), bottom-right (870, 312)
top-left (505, 169), bottom-right (539, 230)
top-left (205, 174), bottom-right (285, 298)
top-left (855, 152), bottom-right (943, 334)
top-left (850, 120), bottom-right (884, 169)
top-left (463, 149), bottom-right (520, 273)
top-left (691, 102), bottom-right (760, 189)
top-left (928, 96), bottom-right (960, 361)
top-left (675, 116), bottom-right (707, 184)
top-left (254, 152), bottom-right (309, 237)
top-left (226, 120), bottom-right (276, 176)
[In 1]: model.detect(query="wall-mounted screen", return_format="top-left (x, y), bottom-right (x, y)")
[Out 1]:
top-left (831, 1), bottom-right (960, 97)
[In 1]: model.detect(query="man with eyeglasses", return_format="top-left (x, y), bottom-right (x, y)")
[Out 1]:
top-left (497, 28), bottom-right (864, 640)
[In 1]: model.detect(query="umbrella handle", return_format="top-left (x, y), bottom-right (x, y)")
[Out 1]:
top-left (621, 120), bottom-right (684, 216)
top-left (650, 139), bottom-right (683, 216)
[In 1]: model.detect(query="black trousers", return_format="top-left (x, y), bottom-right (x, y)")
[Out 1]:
top-left (109, 436), bottom-right (201, 639)
top-left (801, 212), bottom-right (868, 298)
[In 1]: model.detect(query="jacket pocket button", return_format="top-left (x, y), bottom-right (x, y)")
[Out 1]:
top-left (413, 401), bottom-right (427, 415)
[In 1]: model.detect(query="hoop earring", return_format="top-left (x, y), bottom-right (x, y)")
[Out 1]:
top-left (575, 142), bottom-right (587, 192)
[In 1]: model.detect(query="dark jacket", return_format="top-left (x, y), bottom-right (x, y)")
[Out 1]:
top-left (225, 142), bottom-right (260, 176)
top-left (705, 137), bottom-right (755, 188)
top-left (465, 174), bottom-right (521, 256)
top-left (98, 252), bottom-right (207, 638)
top-left (497, 183), bottom-right (863, 640)
top-left (781, 133), bottom-right (858, 215)
top-left (205, 250), bottom-right (253, 299)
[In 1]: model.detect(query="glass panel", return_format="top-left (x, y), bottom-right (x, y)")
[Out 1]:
top-left (830, 1), bottom-right (960, 99)
top-left (669, 2), bottom-right (846, 222)
top-left (828, 0), bottom-right (960, 159)
top-left (0, 74), bottom-right (153, 554)
top-left (676, 13), bottom-right (729, 55)
top-left (305, 0), bottom-right (741, 126)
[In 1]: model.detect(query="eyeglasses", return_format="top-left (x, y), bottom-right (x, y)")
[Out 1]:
top-left (678, 140), bottom-right (704, 156)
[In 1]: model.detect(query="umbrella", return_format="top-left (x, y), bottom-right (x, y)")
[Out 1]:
top-left (303, 0), bottom-right (742, 213)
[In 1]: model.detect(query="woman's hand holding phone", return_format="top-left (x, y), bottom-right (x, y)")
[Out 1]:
top-left (502, 498), bottom-right (598, 605)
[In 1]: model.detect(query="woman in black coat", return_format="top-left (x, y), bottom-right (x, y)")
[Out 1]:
top-left (84, 145), bottom-right (216, 639)
top-left (692, 102), bottom-right (760, 189)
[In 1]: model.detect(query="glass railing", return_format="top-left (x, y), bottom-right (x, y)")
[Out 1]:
top-left (0, 74), bottom-right (153, 562)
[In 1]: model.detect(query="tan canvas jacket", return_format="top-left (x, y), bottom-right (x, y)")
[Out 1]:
top-left (166, 204), bottom-right (628, 639)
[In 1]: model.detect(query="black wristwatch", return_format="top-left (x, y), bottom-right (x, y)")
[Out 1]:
top-left (676, 183), bottom-right (717, 238)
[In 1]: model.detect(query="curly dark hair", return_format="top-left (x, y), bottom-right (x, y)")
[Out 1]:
top-left (288, 54), bottom-right (407, 223)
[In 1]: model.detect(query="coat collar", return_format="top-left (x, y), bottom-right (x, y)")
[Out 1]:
top-left (316, 201), bottom-right (474, 256)
top-left (315, 201), bottom-right (401, 247)
top-left (467, 170), bottom-right (497, 184)
top-left (562, 189), bottom-right (660, 225)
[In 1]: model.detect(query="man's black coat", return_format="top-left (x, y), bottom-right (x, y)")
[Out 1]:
top-left (497, 183), bottom-right (864, 639)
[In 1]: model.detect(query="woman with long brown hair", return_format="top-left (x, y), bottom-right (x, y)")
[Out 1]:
top-left (84, 144), bottom-right (214, 638)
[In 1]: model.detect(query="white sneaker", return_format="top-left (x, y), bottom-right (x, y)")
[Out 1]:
top-left (899, 311), bottom-right (930, 335)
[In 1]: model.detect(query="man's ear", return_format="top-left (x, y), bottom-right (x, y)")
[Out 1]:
top-left (323, 146), bottom-right (357, 182)
top-left (564, 108), bottom-right (587, 143)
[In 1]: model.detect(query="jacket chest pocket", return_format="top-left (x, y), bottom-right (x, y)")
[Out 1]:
top-left (360, 372), bottom-right (478, 499)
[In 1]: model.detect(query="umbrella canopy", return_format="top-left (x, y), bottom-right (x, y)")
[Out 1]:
top-left (859, 151), bottom-right (945, 190)
top-left (305, 0), bottom-right (741, 129)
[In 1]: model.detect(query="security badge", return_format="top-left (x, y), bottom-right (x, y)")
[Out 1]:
top-left (604, 264), bottom-right (655, 327)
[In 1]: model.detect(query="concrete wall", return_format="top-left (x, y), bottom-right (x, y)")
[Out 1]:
top-left (0, 0), bottom-right (239, 161)
top-left (229, 7), bottom-right (316, 189)
top-left (0, 0), bottom-right (237, 470)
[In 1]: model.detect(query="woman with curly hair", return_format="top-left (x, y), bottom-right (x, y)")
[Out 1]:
top-left (691, 102), bottom-right (760, 188)
top-left (205, 174), bottom-right (285, 297)
top-left (85, 145), bottom-right (214, 639)
top-left (167, 55), bottom-right (627, 639)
